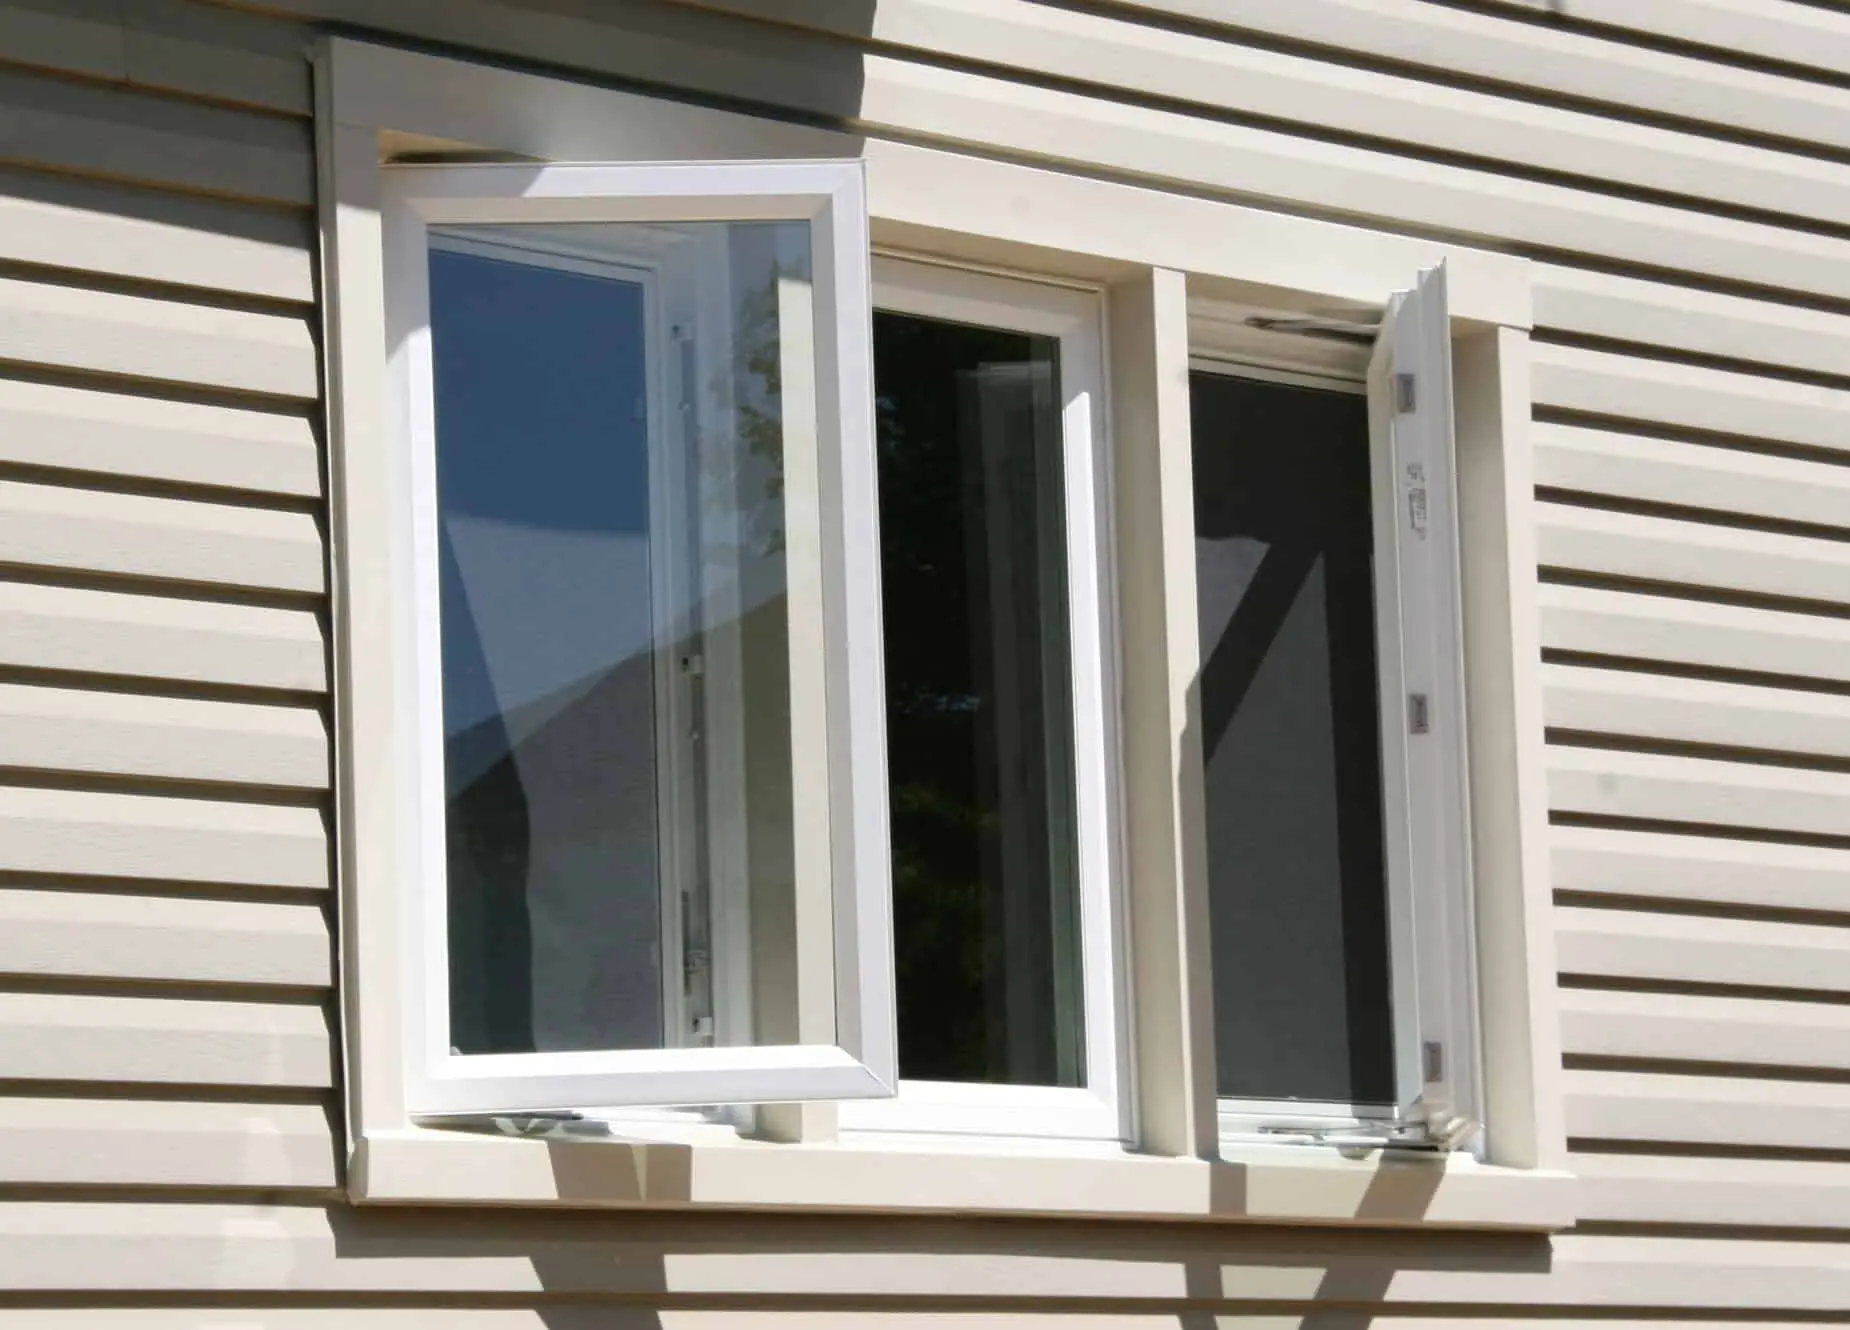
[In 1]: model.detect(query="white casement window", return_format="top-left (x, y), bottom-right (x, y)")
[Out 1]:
top-left (1191, 266), bottom-right (1481, 1153)
top-left (324, 37), bottom-right (1567, 1224)
top-left (382, 160), bottom-right (897, 1115)
top-left (1367, 267), bottom-right (1481, 1149)
top-left (837, 257), bottom-right (1126, 1141)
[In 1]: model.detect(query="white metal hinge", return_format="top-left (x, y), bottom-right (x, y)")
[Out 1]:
top-left (1408, 692), bottom-right (1431, 735)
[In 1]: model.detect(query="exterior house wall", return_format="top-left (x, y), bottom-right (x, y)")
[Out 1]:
top-left (3, 0), bottom-right (1849, 1321)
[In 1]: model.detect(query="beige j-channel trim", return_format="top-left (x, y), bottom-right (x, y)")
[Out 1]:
top-left (319, 33), bottom-right (1563, 1226)
top-left (354, 1130), bottom-right (1573, 1229)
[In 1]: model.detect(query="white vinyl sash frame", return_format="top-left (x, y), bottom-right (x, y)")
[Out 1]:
top-left (383, 159), bottom-right (898, 1115)
top-left (1206, 265), bottom-right (1481, 1152)
top-left (1366, 264), bottom-right (1482, 1149)
top-left (839, 257), bottom-right (1127, 1141)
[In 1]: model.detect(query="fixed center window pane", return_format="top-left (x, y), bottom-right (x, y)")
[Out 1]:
top-left (874, 310), bottom-right (1085, 1088)
top-left (1190, 371), bottom-right (1396, 1107)
top-left (428, 220), bottom-right (812, 1059)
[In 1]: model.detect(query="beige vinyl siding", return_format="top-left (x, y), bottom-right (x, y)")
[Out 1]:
top-left (7, 0), bottom-right (1850, 1322)
top-left (0, 0), bottom-right (338, 1245)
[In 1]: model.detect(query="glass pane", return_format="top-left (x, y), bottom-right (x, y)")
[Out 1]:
top-left (1189, 371), bottom-right (1395, 1106)
top-left (429, 219), bottom-right (813, 1058)
top-left (874, 309), bottom-right (1084, 1088)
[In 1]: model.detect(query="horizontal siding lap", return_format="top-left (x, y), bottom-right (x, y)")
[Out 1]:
top-left (0, 65), bottom-right (311, 205)
top-left (1538, 582), bottom-right (1850, 684)
top-left (0, 681), bottom-right (329, 789)
top-left (0, 378), bottom-right (321, 497)
top-left (0, 479), bottom-right (324, 593)
top-left (0, 990), bottom-right (332, 1087)
top-left (119, 0), bottom-right (314, 117)
top-left (1560, 985), bottom-right (1850, 1069)
top-left (0, 1199), bottom-right (1835, 1307)
top-left (1480, 0), bottom-right (1850, 85)
top-left (0, 580), bottom-right (327, 691)
top-left (1532, 264), bottom-right (1850, 378)
top-left (1532, 343), bottom-right (1850, 456)
top-left (1110, 0), bottom-right (1850, 152)
top-left (1548, 745), bottom-right (1850, 837)
top-left (0, 886), bottom-right (330, 987)
top-left (1552, 821), bottom-right (1850, 913)
top-left (1542, 662), bottom-right (1850, 760)
top-left (0, 1096), bottom-right (337, 1190)
top-left (0, 0), bottom-right (311, 116)
top-left (0, 784), bottom-right (327, 889)
top-left (0, 166), bottom-right (314, 301)
top-left (1566, 1069), bottom-right (1850, 1150)
top-left (1533, 423), bottom-right (1850, 529)
top-left (1557, 906), bottom-right (1850, 994)
top-left (1574, 1152), bottom-right (1850, 1229)
top-left (1535, 501), bottom-right (1850, 604)
top-left (0, 275), bottom-right (319, 401)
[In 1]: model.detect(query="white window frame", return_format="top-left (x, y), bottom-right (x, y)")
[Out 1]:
top-left (382, 159), bottom-right (898, 1115)
top-left (1190, 273), bottom-right (1483, 1154)
top-left (321, 35), bottom-right (1571, 1227)
top-left (1367, 267), bottom-right (1482, 1150)
top-left (837, 256), bottom-right (1128, 1142)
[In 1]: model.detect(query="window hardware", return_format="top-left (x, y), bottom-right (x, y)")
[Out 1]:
top-left (1423, 1039), bottom-right (1444, 1082)
top-left (1404, 461), bottom-right (1429, 538)
top-left (1394, 371), bottom-right (1416, 413)
top-left (1408, 692), bottom-right (1431, 735)
top-left (1255, 1120), bottom-right (1447, 1151)
top-left (1241, 313), bottom-right (1379, 342)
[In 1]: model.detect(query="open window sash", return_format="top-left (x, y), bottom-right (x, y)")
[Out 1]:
top-left (1366, 263), bottom-right (1482, 1150)
top-left (383, 159), bottom-right (897, 1116)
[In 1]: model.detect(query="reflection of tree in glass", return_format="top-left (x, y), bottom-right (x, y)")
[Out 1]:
top-left (874, 318), bottom-right (989, 1082)
top-left (697, 263), bottom-right (790, 560)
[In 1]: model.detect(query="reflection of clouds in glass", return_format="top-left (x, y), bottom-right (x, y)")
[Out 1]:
top-left (441, 514), bottom-right (655, 738)
top-left (1195, 535), bottom-right (1270, 655)
top-left (432, 216), bottom-right (811, 1060)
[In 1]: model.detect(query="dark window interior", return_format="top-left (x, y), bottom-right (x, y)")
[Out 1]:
top-left (874, 309), bottom-right (1085, 1089)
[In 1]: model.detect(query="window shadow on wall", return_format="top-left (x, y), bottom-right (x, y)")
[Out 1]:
top-left (326, 1199), bottom-right (1551, 1324)
top-left (392, 0), bottom-right (880, 129)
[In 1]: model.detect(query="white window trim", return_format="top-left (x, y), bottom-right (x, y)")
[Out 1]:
top-left (320, 34), bottom-right (1572, 1229)
top-left (837, 255), bottom-right (1129, 1143)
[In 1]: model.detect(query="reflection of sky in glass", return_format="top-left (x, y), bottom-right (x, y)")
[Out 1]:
top-left (431, 240), bottom-right (667, 1057)
top-left (430, 218), bottom-right (831, 1058)
top-left (429, 247), bottom-right (654, 771)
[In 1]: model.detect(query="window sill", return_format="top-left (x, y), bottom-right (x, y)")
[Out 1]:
top-left (351, 1127), bottom-right (1575, 1231)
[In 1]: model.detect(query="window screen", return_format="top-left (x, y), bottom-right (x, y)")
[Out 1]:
top-left (1190, 370), bottom-right (1395, 1107)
